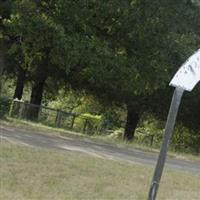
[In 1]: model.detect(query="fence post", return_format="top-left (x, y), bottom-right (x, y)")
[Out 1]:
top-left (19, 102), bottom-right (25, 119)
top-left (9, 100), bottom-right (14, 117)
top-left (55, 110), bottom-right (62, 127)
top-left (83, 119), bottom-right (88, 133)
top-left (23, 101), bottom-right (28, 119)
top-left (37, 106), bottom-right (40, 121)
top-left (150, 135), bottom-right (154, 146)
top-left (70, 115), bottom-right (76, 129)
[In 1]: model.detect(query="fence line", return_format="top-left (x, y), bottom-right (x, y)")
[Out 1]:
top-left (7, 99), bottom-right (110, 135)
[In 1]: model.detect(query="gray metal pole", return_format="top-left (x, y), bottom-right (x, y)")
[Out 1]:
top-left (147, 87), bottom-right (184, 200)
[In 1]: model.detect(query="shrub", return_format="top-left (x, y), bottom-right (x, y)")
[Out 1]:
top-left (74, 113), bottom-right (102, 134)
top-left (136, 117), bottom-right (164, 147)
top-left (0, 97), bottom-right (12, 118)
top-left (172, 125), bottom-right (200, 154)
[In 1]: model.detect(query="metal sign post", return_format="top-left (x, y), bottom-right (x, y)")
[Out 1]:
top-left (148, 87), bottom-right (184, 200)
top-left (147, 48), bottom-right (200, 200)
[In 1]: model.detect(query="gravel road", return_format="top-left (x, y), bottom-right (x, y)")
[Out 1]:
top-left (1, 124), bottom-right (200, 174)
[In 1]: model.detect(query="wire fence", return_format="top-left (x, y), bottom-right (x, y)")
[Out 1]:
top-left (0, 98), bottom-right (166, 148)
top-left (0, 98), bottom-right (111, 135)
top-left (0, 97), bottom-right (12, 118)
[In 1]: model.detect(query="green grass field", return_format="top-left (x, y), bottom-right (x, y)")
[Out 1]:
top-left (1, 141), bottom-right (200, 200)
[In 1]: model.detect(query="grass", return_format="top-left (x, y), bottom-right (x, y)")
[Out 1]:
top-left (1, 117), bottom-right (200, 162)
top-left (0, 117), bottom-right (83, 138)
top-left (1, 141), bottom-right (200, 200)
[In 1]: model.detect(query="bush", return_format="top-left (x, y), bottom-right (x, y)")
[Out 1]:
top-left (135, 117), bottom-right (164, 147)
top-left (172, 125), bottom-right (200, 154)
top-left (106, 128), bottom-right (124, 140)
top-left (0, 97), bottom-right (12, 118)
top-left (136, 116), bottom-right (200, 154)
top-left (74, 113), bottom-right (102, 134)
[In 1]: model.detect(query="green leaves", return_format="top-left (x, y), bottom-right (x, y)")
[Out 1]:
top-left (4, 0), bottom-right (72, 81)
top-left (3, 0), bottom-right (200, 111)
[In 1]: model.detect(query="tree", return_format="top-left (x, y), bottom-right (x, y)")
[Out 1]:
top-left (3, 0), bottom-right (200, 141)
top-left (64, 0), bottom-right (200, 140)
top-left (0, 0), bottom-right (12, 97)
top-left (4, 0), bottom-right (70, 119)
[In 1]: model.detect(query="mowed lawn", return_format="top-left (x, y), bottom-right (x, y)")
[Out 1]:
top-left (1, 141), bottom-right (200, 200)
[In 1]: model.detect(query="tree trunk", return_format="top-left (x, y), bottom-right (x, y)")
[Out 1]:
top-left (27, 66), bottom-right (47, 120)
top-left (13, 67), bottom-right (26, 100)
top-left (123, 105), bottom-right (140, 141)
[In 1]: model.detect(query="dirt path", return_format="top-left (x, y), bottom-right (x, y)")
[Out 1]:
top-left (1, 124), bottom-right (200, 174)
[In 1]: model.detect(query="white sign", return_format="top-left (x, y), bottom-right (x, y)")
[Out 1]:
top-left (170, 49), bottom-right (200, 91)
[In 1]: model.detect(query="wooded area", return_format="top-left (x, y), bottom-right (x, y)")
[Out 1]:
top-left (1, 0), bottom-right (200, 152)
